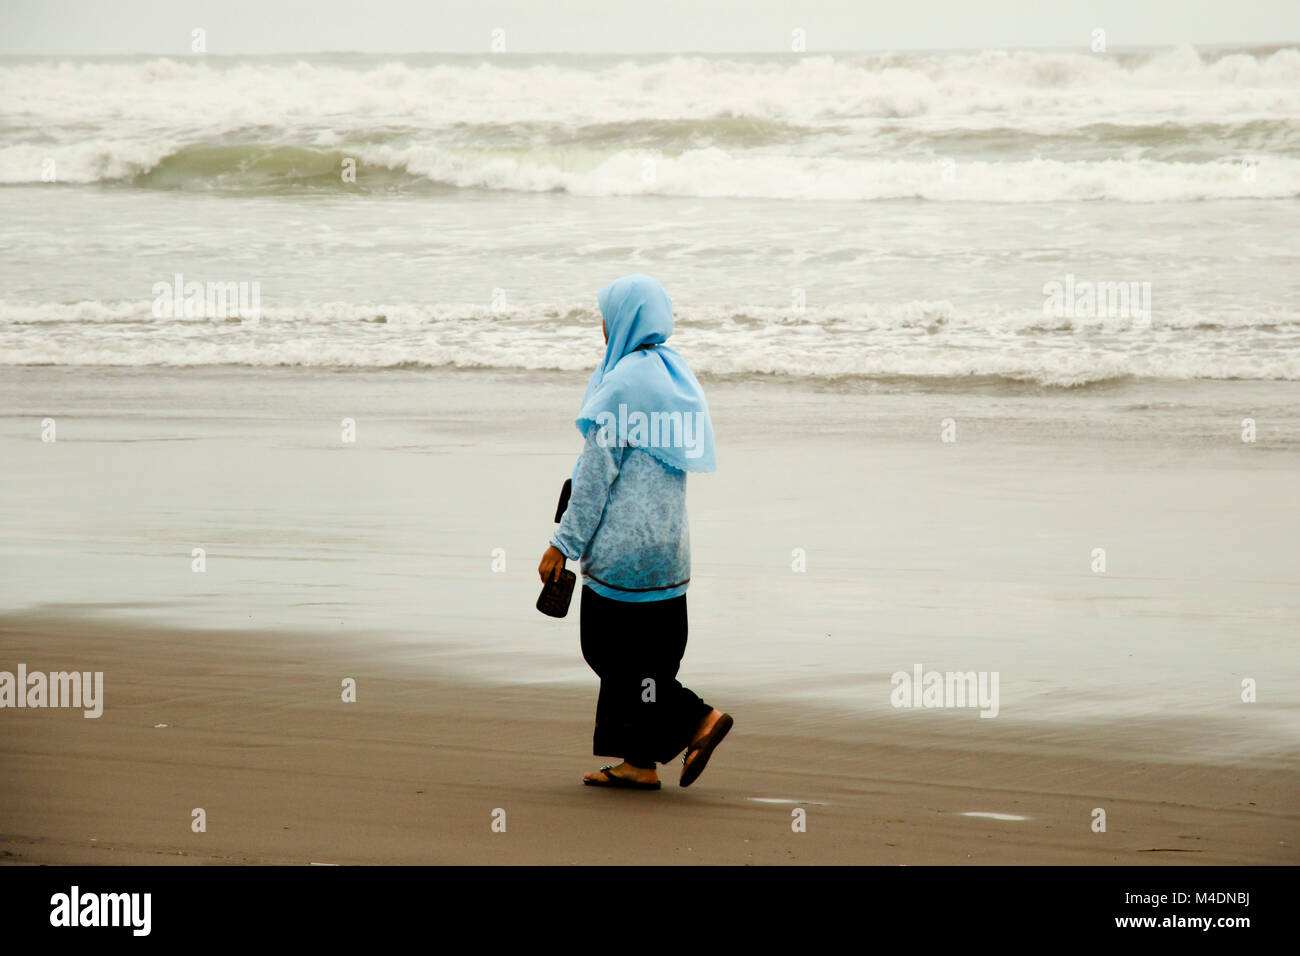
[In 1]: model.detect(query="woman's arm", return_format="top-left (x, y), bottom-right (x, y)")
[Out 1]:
top-left (538, 426), bottom-right (622, 581)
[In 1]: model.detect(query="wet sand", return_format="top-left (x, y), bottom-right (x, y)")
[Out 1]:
top-left (1, 366), bottom-right (1298, 864)
top-left (1, 612), bottom-right (1295, 865)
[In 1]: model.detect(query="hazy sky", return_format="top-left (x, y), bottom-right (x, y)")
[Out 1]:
top-left (1, 0), bottom-right (1297, 54)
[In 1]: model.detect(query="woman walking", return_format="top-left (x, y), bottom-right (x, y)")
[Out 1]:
top-left (538, 274), bottom-right (732, 790)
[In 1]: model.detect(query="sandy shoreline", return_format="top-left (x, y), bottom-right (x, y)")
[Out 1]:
top-left (1, 366), bottom-right (1298, 864)
top-left (1, 612), bottom-right (1294, 866)
top-left (4, 367), bottom-right (1299, 737)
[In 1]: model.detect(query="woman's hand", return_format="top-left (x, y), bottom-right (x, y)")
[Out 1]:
top-left (538, 545), bottom-right (567, 583)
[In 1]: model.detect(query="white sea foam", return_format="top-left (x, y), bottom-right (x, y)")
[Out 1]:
top-left (4, 48), bottom-right (1299, 130)
top-left (4, 139), bottom-right (1296, 200)
top-left (3, 299), bottom-right (1297, 385)
top-left (2, 49), bottom-right (1295, 379)
top-left (2, 47), bottom-right (1298, 199)
top-left (358, 146), bottom-right (1300, 201)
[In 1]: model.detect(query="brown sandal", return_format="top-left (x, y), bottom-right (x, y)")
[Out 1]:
top-left (680, 713), bottom-right (733, 788)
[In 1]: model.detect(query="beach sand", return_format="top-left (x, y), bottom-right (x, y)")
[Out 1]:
top-left (1, 366), bottom-right (1297, 864)
top-left (1, 613), bottom-right (1294, 866)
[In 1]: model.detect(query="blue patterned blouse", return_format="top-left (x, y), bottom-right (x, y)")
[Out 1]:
top-left (549, 425), bottom-right (691, 602)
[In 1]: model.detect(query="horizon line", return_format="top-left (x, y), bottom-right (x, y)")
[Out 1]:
top-left (1, 40), bottom-right (1297, 58)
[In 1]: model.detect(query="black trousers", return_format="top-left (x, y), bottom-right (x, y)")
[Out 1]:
top-left (579, 585), bottom-right (712, 768)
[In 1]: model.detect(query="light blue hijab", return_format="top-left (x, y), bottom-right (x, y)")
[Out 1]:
top-left (574, 274), bottom-right (716, 473)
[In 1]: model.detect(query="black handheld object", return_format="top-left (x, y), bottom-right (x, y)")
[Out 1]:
top-left (554, 478), bottom-right (572, 523)
top-left (539, 479), bottom-right (576, 616)
top-left (537, 568), bottom-right (576, 618)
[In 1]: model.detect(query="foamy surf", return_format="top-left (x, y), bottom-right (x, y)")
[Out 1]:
top-left (6, 141), bottom-right (1299, 201)
top-left (3, 298), bottom-right (1297, 386)
top-left (3, 46), bottom-right (1299, 199)
top-left (2, 47), bottom-right (1296, 389)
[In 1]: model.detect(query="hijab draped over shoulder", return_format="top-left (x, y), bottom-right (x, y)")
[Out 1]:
top-left (575, 274), bottom-right (716, 474)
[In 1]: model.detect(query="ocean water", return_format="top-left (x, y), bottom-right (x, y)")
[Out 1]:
top-left (1, 47), bottom-right (1298, 386)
